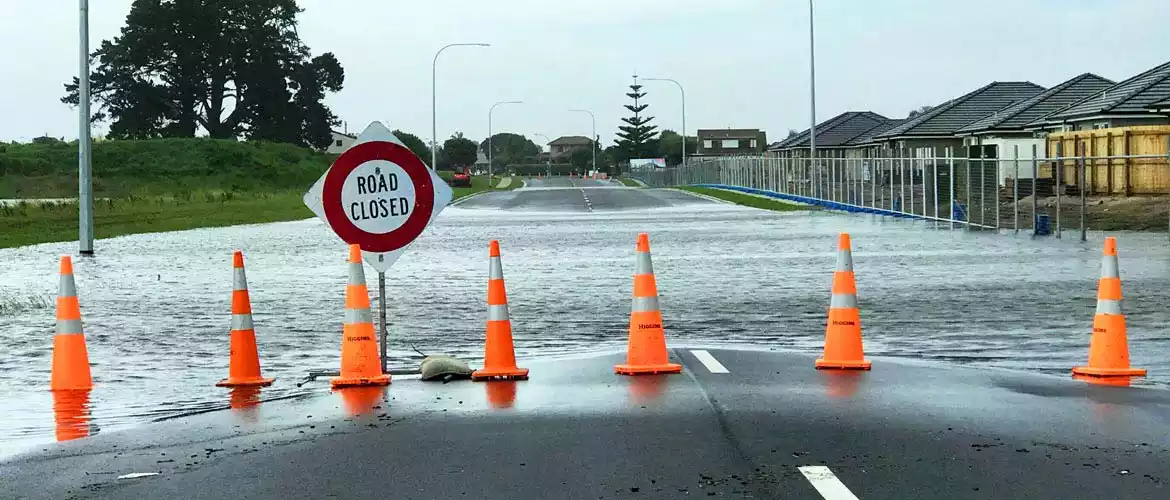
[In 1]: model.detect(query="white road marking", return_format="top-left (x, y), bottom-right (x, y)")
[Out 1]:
top-left (690, 350), bottom-right (729, 374)
top-left (580, 189), bottom-right (594, 212)
top-left (117, 472), bottom-right (160, 480)
top-left (798, 466), bottom-right (860, 500)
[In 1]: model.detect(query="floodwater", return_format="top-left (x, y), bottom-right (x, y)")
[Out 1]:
top-left (2, 182), bottom-right (1170, 456)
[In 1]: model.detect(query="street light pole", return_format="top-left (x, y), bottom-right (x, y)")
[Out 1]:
top-left (569, 109), bottom-right (596, 175)
top-left (487, 100), bottom-right (523, 186)
top-left (432, 42), bottom-right (490, 169)
top-left (808, 0), bottom-right (817, 162)
top-left (78, 0), bottom-right (94, 255)
top-left (643, 78), bottom-right (686, 168)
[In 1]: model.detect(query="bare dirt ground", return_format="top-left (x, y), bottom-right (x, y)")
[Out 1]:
top-left (1009, 195), bottom-right (1170, 231)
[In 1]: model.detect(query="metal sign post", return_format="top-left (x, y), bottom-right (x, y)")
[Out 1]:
top-left (378, 272), bottom-right (388, 374)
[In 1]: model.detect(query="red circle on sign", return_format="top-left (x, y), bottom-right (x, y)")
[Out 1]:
top-left (322, 140), bottom-right (435, 253)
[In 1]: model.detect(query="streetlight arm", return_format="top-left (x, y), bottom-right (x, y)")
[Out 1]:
top-left (643, 78), bottom-right (687, 167)
top-left (432, 42), bottom-right (490, 169)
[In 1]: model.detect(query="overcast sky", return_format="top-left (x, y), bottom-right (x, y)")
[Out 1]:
top-left (2, 0), bottom-right (1169, 147)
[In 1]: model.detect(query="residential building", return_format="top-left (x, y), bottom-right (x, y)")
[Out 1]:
top-left (696, 129), bottom-right (767, 156)
top-left (770, 111), bottom-right (889, 159)
top-left (548, 136), bottom-right (594, 158)
top-left (1148, 96), bottom-right (1170, 114)
top-left (956, 73), bottom-right (1115, 185)
top-left (873, 81), bottom-right (1046, 155)
top-left (842, 119), bottom-right (905, 159)
top-left (1027, 60), bottom-right (1170, 132)
top-left (327, 130), bottom-right (356, 154)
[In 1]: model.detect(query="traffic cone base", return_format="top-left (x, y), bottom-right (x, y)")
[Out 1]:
top-left (332, 374), bottom-right (391, 388)
top-left (814, 358), bottom-right (872, 370)
top-left (472, 367), bottom-right (530, 380)
top-left (615, 362), bottom-right (681, 375)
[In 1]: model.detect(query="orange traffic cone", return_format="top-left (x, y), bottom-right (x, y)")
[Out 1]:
top-left (1072, 237), bottom-right (1146, 378)
top-left (472, 240), bottom-right (529, 380)
top-left (51, 256), bottom-right (93, 391)
top-left (615, 233), bottom-right (682, 375)
top-left (816, 233), bottom-right (872, 370)
top-left (332, 244), bottom-right (391, 388)
top-left (217, 251), bottom-right (275, 387)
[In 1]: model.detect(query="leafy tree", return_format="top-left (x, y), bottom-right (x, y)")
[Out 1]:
top-left (62, 0), bottom-right (344, 149)
top-left (442, 132), bottom-right (478, 169)
top-left (392, 129), bottom-right (432, 166)
top-left (787, 129), bottom-right (799, 138)
top-left (614, 78), bottom-right (657, 165)
top-left (907, 105), bottom-right (934, 118)
top-left (569, 148), bottom-right (593, 171)
top-left (479, 133), bottom-right (540, 169)
top-left (657, 130), bottom-right (697, 166)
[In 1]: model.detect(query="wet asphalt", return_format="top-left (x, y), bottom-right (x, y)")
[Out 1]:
top-left (2, 349), bottom-right (1167, 499)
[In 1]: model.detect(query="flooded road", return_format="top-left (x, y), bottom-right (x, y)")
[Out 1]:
top-left (3, 181), bottom-right (1170, 456)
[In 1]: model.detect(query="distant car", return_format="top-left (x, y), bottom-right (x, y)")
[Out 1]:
top-left (450, 167), bottom-right (472, 188)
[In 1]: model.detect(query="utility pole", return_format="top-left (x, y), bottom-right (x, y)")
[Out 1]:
top-left (78, 0), bottom-right (94, 255)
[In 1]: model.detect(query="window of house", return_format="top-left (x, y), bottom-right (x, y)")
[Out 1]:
top-left (1093, 122), bottom-right (1110, 130)
top-left (749, 139), bottom-right (757, 148)
top-left (721, 139), bottom-right (739, 148)
top-left (703, 140), bottom-right (713, 149)
top-left (335, 139), bottom-right (343, 147)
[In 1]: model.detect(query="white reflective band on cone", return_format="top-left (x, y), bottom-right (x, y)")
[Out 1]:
top-left (635, 253), bottom-right (654, 275)
top-left (56, 319), bottom-right (84, 335)
top-left (231, 313), bottom-right (254, 331)
top-left (233, 268), bottom-right (248, 291)
top-left (58, 275), bottom-right (77, 298)
top-left (632, 296), bottom-right (660, 312)
top-left (487, 304), bottom-right (510, 321)
top-left (489, 258), bottom-right (504, 280)
top-left (346, 306), bottom-right (373, 324)
top-left (348, 262), bottom-right (366, 285)
top-left (835, 250), bottom-right (853, 272)
top-left (1095, 298), bottom-right (1123, 315)
top-left (829, 293), bottom-right (857, 309)
top-left (1100, 255), bottom-right (1119, 278)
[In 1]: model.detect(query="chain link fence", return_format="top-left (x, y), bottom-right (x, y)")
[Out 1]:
top-left (633, 143), bottom-right (1170, 238)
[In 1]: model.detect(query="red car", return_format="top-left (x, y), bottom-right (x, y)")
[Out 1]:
top-left (451, 167), bottom-right (472, 188)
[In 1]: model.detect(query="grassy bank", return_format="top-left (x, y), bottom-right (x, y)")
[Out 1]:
top-left (618, 178), bottom-right (642, 187)
top-left (0, 138), bottom-right (518, 248)
top-left (0, 138), bottom-right (335, 198)
top-left (677, 186), bottom-right (809, 212)
top-left (1, 175), bottom-right (511, 249)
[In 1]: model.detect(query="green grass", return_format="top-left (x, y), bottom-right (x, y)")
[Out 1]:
top-left (677, 186), bottom-right (810, 212)
top-left (0, 138), bottom-right (336, 198)
top-left (0, 174), bottom-right (517, 249)
top-left (618, 178), bottom-right (642, 187)
top-left (0, 192), bottom-right (312, 248)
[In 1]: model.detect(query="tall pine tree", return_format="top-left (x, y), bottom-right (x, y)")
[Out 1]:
top-left (614, 75), bottom-right (657, 164)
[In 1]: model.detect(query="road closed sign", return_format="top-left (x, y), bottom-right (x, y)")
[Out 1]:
top-left (304, 121), bottom-right (453, 272)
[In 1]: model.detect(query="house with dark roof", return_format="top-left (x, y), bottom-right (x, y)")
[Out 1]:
top-left (769, 111), bottom-right (888, 159)
top-left (842, 119), bottom-right (905, 157)
top-left (1149, 96), bottom-right (1170, 114)
top-left (954, 73), bottom-right (1115, 186)
top-left (548, 136), bottom-right (595, 158)
top-left (873, 81), bottom-right (1046, 154)
top-left (1027, 60), bottom-right (1170, 132)
top-left (696, 129), bottom-right (767, 156)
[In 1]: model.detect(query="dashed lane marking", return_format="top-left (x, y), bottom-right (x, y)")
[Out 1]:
top-left (580, 189), bottom-right (593, 212)
top-left (798, 466), bottom-right (861, 500)
top-left (690, 350), bottom-right (729, 374)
